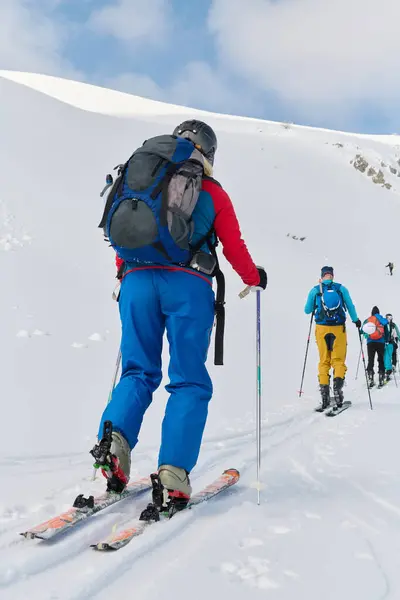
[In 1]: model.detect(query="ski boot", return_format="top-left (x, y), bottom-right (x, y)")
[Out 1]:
top-left (386, 370), bottom-right (392, 383)
top-left (378, 372), bottom-right (385, 388)
top-left (333, 377), bottom-right (344, 408)
top-left (319, 384), bottom-right (330, 410)
top-left (90, 421), bottom-right (131, 493)
top-left (140, 465), bottom-right (192, 521)
top-left (367, 371), bottom-right (375, 388)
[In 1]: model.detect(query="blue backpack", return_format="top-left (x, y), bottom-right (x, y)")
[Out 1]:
top-left (316, 282), bottom-right (346, 324)
top-left (99, 135), bottom-right (213, 266)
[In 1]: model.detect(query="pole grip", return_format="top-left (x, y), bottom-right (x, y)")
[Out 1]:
top-left (239, 285), bottom-right (252, 299)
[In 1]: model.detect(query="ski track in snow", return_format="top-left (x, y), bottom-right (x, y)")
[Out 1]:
top-left (2, 397), bottom-right (396, 600)
top-left (0, 406), bottom-right (328, 597)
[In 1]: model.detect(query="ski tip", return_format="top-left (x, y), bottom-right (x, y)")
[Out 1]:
top-left (223, 468), bottom-right (240, 478)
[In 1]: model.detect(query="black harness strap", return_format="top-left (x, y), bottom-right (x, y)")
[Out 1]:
top-left (195, 229), bottom-right (225, 366)
top-left (213, 268), bottom-right (225, 366)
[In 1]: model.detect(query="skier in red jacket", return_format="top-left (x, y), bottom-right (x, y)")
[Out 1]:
top-left (94, 120), bottom-right (267, 512)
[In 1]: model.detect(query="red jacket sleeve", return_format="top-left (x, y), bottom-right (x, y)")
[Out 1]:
top-left (203, 179), bottom-right (260, 286)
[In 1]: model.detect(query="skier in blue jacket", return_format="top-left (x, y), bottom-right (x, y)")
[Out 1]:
top-left (304, 266), bottom-right (360, 408)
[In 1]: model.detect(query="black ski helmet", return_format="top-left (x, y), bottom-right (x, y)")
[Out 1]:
top-left (173, 120), bottom-right (217, 165)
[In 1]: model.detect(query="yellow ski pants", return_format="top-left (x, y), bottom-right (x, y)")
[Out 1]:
top-left (315, 324), bottom-right (347, 385)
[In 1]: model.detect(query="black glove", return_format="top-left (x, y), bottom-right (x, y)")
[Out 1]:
top-left (354, 319), bottom-right (362, 329)
top-left (256, 267), bottom-right (267, 290)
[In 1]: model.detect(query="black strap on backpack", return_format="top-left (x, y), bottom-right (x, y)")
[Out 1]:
top-left (191, 228), bottom-right (225, 366)
top-left (213, 267), bottom-right (225, 366)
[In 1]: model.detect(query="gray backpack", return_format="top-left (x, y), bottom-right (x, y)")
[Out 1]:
top-left (99, 134), bottom-right (212, 266)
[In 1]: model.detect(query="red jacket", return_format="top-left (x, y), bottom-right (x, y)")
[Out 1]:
top-left (115, 178), bottom-right (259, 286)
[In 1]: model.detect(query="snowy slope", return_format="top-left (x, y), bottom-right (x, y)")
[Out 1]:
top-left (1, 71), bottom-right (400, 599)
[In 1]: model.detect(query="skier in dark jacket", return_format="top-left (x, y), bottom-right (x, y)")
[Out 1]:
top-left (91, 120), bottom-right (267, 512)
top-left (362, 307), bottom-right (389, 387)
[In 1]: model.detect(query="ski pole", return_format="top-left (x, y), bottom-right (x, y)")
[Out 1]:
top-left (107, 347), bottom-right (122, 405)
top-left (255, 290), bottom-right (262, 505)
top-left (299, 310), bottom-right (315, 397)
top-left (355, 345), bottom-right (362, 380)
top-left (393, 368), bottom-right (398, 388)
top-left (239, 285), bottom-right (262, 504)
top-left (359, 331), bottom-right (373, 410)
top-left (92, 347), bottom-right (121, 480)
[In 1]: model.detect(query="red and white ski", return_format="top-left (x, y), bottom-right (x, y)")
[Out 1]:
top-left (21, 476), bottom-right (151, 541)
top-left (91, 468), bottom-right (240, 551)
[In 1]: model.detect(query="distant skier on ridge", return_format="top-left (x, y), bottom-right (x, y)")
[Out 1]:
top-left (91, 120), bottom-right (267, 514)
top-left (385, 262), bottom-right (394, 276)
top-left (304, 266), bottom-right (360, 409)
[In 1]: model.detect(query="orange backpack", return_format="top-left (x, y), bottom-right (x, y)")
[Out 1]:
top-left (366, 315), bottom-right (384, 340)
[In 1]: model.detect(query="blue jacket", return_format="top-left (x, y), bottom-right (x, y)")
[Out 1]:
top-left (362, 314), bottom-right (389, 344)
top-left (304, 281), bottom-right (358, 325)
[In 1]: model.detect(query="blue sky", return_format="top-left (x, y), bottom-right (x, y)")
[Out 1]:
top-left (1, 0), bottom-right (399, 134)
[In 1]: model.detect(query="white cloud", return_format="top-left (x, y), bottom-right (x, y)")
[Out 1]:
top-left (168, 61), bottom-right (261, 114)
top-left (89, 0), bottom-right (171, 44)
top-left (208, 0), bottom-right (400, 120)
top-left (0, 0), bottom-right (80, 77)
top-left (105, 61), bottom-right (265, 117)
top-left (105, 72), bottom-right (165, 100)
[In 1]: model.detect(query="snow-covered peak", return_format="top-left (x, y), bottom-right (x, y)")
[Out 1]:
top-left (1, 70), bottom-right (398, 146)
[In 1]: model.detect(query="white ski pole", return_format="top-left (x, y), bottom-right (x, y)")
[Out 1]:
top-left (108, 347), bottom-right (122, 405)
top-left (239, 285), bottom-right (262, 504)
top-left (255, 290), bottom-right (262, 505)
top-left (92, 347), bottom-right (121, 480)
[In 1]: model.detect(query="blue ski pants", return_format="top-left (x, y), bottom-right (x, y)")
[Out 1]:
top-left (98, 268), bottom-right (215, 473)
top-left (384, 343), bottom-right (394, 371)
